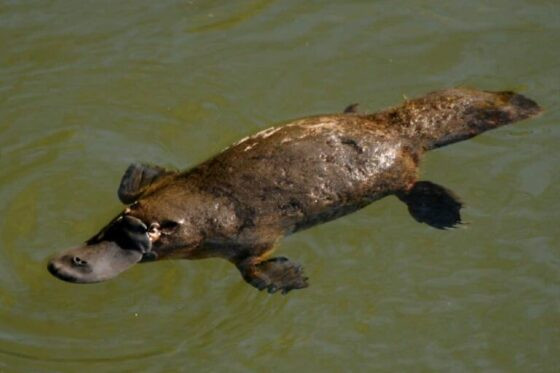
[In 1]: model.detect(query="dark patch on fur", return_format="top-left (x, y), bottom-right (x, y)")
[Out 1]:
top-left (340, 137), bottom-right (363, 153)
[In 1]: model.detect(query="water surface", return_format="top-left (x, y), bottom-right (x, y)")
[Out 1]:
top-left (0, 1), bottom-right (559, 371)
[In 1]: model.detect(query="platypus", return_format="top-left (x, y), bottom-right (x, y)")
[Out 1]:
top-left (48, 88), bottom-right (541, 294)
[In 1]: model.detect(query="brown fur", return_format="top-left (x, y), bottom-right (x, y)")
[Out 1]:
top-left (48, 88), bottom-right (541, 293)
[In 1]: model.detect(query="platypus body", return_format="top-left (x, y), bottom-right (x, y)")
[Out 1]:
top-left (48, 88), bottom-right (541, 293)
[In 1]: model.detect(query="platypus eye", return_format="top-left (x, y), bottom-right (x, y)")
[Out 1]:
top-left (160, 220), bottom-right (180, 234)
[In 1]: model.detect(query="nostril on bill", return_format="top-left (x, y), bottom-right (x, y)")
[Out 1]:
top-left (72, 256), bottom-right (88, 267)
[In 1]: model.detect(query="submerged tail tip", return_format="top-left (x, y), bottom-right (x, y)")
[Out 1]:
top-left (415, 88), bottom-right (542, 150)
top-left (495, 90), bottom-right (543, 120)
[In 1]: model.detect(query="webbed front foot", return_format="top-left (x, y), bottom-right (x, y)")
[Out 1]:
top-left (118, 163), bottom-right (177, 204)
top-left (237, 256), bottom-right (309, 294)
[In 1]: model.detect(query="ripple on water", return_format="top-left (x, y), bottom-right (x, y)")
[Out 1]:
top-left (1, 0), bottom-right (559, 371)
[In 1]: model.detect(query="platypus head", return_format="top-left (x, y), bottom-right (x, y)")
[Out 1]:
top-left (48, 163), bottom-right (192, 283)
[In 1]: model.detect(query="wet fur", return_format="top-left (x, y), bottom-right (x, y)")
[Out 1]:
top-left (48, 88), bottom-right (542, 293)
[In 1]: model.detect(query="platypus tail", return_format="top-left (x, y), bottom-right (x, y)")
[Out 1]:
top-left (372, 88), bottom-right (542, 151)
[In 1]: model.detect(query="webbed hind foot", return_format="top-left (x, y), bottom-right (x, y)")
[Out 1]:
top-left (398, 181), bottom-right (463, 229)
top-left (343, 103), bottom-right (359, 114)
top-left (236, 256), bottom-right (309, 294)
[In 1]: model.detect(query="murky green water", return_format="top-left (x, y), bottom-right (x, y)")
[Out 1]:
top-left (1, 1), bottom-right (558, 371)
